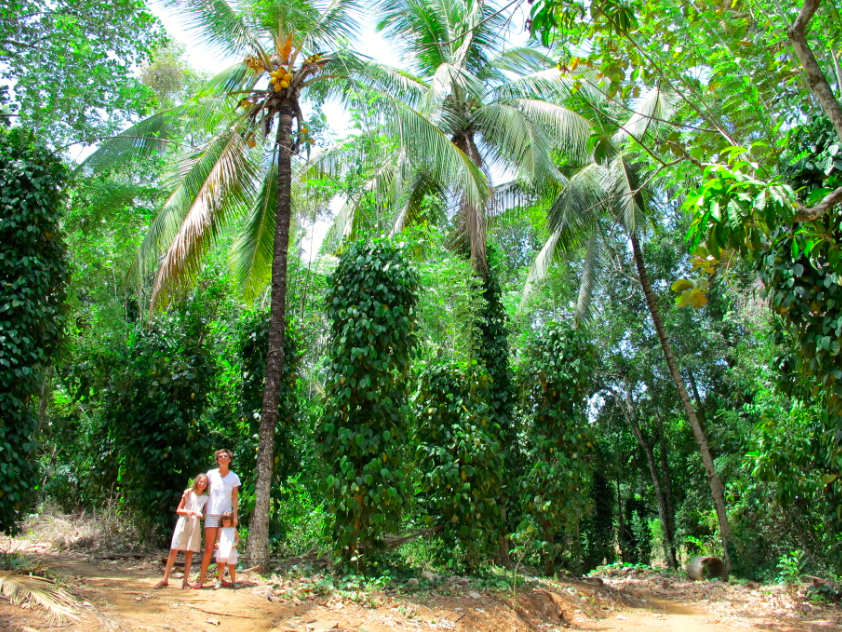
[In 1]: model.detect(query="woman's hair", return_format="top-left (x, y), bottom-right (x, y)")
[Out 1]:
top-left (220, 511), bottom-right (234, 525)
top-left (215, 448), bottom-right (234, 465)
top-left (189, 473), bottom-right (209, 495)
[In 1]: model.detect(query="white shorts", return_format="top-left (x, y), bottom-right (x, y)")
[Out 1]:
top-left (205, 515), bottom-right (221, 528)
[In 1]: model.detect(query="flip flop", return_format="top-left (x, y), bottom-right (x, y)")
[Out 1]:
top-left (192, 584), bottom-right (206, 590)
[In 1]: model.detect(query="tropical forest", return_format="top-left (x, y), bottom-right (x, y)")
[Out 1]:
top-left (3, 0), bottom-right (842, 629)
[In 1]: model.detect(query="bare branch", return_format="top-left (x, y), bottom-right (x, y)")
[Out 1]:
top-left (787, 0), bottom-right (842, 142)
top-left (794, 186), bottom-right (842, 221)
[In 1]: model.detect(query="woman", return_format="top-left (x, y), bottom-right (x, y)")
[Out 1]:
top-left (194, 449), bottom-right (240, 589)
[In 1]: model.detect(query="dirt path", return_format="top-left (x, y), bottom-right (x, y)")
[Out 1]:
top-left (2, 554), bottom-right (841, 632)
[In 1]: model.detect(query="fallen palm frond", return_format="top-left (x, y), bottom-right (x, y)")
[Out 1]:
top-left (0, 569), bottom-right (79, 623)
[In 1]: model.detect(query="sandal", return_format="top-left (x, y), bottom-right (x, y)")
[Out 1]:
top-left (192, 583), bottom-right (205, 590)
top-left (215, 582), bottom-right (223, 590)
top-left (154, 580), bottom-right (168, 589)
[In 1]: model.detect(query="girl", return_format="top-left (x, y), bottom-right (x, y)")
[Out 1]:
top-left (155, 473), bottom-right (209, 589)
top-left (214, 511), bottom-right (239, 589)
top-left (194, 449), bottom-right (240, 589)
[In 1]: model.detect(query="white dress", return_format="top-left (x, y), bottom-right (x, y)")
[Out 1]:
top-left (215, 526), bottom-right (238, 564)
top-left (170, 491), bottom-right (208, 552)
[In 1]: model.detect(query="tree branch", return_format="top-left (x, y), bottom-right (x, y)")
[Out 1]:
top-left (787, 0), bottom-right (842, 142)
top-left (794, 186), bottom-right (842, 221)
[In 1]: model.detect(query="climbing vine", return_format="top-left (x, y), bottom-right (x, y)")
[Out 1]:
top-left (415, 361), bottom-right (504, 567)
top-left (0, 129), bottom-right (69, 534)
top-left (518, 320), bottom-right (597, 573)
top-left (318, 239), bottom-right (419, 562)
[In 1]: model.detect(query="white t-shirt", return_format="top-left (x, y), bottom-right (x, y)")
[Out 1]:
top-left (206, 468), bottom-right (241, 515)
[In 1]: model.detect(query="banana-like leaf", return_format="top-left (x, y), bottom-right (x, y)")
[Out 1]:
top-left (612, 86), bottom-right (679, 143)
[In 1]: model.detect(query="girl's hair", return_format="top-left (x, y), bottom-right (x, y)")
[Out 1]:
top-left (189, 473), bottom-right (209, 495)
top-left (215, 448), bottom-right (234, 465)
top-left (221, 511), bottom-right (234, 525)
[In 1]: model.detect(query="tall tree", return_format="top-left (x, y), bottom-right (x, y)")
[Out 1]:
top-left (523, 84), bottom-right (737, 572)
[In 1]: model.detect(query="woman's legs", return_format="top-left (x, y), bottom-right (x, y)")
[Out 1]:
top-left (156, 549), bottom-right (179, 588)
top-left (182, 551), bottom-right (194, 588)
top-left (194, 526), bottom-right (218, 588)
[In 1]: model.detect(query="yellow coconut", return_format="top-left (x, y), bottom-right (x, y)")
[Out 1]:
top-left (280, 80), bottom-right (289, 88)
top-left (283, 72), bottom-right (293, 81)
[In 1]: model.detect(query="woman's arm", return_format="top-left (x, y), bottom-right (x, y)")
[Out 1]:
top-left (234, 530), bottom-right (240, 546)
top-left (232, 486), bottom-right (239, 526)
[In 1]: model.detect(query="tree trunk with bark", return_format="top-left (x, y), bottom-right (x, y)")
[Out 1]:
top-left (654, 407), bottom-right (677, 561)
top-left (617, 388), bottom-right (678, 569)
top-left (246, 99), bottom-right (295, 572)
top-left (629, 232), bottom-right (735, 574)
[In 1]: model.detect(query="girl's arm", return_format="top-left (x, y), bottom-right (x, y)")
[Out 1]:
top-left (175, 492), bottom-right (189, 516)
top-left (232, 486), bottom-right (239, 526)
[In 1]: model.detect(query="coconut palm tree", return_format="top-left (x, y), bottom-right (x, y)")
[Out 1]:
top-left (522, 83), bottom-right (736, 573)
top-left (84, 0), bottom-right (499, 570)
top-left (320, 0), bottom-right (591, 274)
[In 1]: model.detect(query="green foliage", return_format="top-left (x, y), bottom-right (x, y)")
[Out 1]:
top-left (0, 0), bottom-right (164, 145)
top-left (415, 361), bottom-right (504, 567)
top-left (518, 320), bottom-right (597, 573)
top-left (318, 239), bottom-right (419, 561)
top-left (0, 129), bottom-right (69, 534)
top-left (100, 303), bottom-right (215, 537)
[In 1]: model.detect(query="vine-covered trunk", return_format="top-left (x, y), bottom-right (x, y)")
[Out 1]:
top-left (629, 232), bottom-right (734, 574)
top-left (247, 99), bottom-right (294, 571)
top-left (619, 388), bottom-right (677, 569)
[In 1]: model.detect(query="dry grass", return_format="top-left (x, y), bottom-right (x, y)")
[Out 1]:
top-left (17, 499), bottom-right (154, 556)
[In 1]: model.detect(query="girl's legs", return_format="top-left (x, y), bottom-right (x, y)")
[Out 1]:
top-left (182, 551), bottom-right (194, 588)
top-left (156, 549), bottom-right (179, 588)
top-left (194, 526), bottom-right (218, 589)
top-left (227, 564), bottom-right (237, 585)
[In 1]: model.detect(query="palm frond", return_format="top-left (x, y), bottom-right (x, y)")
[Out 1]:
top-left (472, 102), bottom-right (560, 184)
top-left (490, 47), bottom-right (556, 75)
top-left (574, 231), bottom-right (603, 324)
top-left (80, 108), bottom-right (183, 173)
top-left (604, 156), bottom-right (647, 236)
top-left (390, 170), bottom-right (446, 234)
top-left (422, 62), bottom-right (484, 116)
top-left (230, 155), bottom-right (278, 300)
top-left (521, 230), bottom-right (560, 308)
top-left (149, 124), bottom-right (259, 308)
top-left (547, 162), bottom-right (607, 248)
top-left (197, 61), bottom-right (259, 97)
top-left (0, 571), bottom-right (79, 624)
top-left (612, 87), bottom-right (679, 143)
top-left (160, 0), bottom-right (263, 60)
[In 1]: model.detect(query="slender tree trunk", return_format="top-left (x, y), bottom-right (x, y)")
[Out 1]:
top-left (616, 471), bottom-right (626, 562)
top-left (246, 99), bottom-right (295, 572)
top-left (452, 132), bottom-right (487, 274)
top-left (654, 407), bottom-right (677, 564)
top-left (687, 368), bottom-right (708, 428)
top-left (617, 388), bottom-right (678, 569)
top-left (629, 232), bottom-right (734, 574)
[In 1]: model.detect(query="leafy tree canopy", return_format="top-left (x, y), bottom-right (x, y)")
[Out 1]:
top-left (0, 0), bottom-right (165, 146)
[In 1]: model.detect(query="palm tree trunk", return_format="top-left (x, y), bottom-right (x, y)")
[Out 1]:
top-left (618, 388), bottom-right (678, 569)
top-left (629, 232), bottom-right (734, 575)
top-left (247, 99), bottom-right (295, 572)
